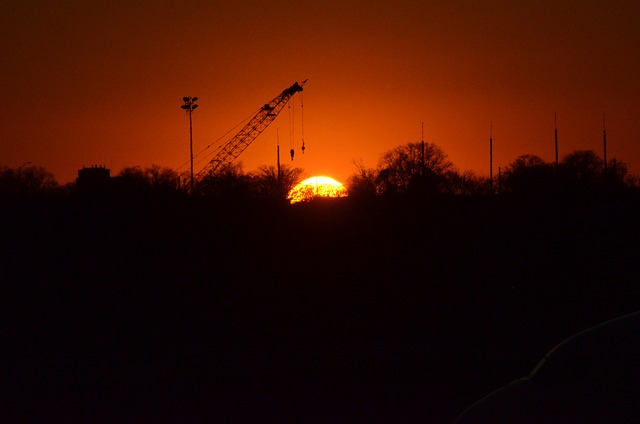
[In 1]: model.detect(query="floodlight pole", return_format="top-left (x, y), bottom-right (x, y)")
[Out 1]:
top-left (181, 96), bottom-right (199, 193)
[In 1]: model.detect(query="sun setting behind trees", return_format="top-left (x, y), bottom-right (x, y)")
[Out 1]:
top-left (1, 139), bottom-right (637, 199)
top-left (288, 176), bottom-right (348, 203)
top-left (3, 1), bottom-right (640, 421)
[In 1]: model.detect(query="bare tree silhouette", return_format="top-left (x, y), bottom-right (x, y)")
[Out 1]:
top-left (346, 160), bottom-right (380, 198)
top-left (603, 158), bottom-right (636, 188)
top-left (444, 170), bottom-right (491, 196)
top-left (0, 164), bottom-right (59, 197)
top-left (560, 150), bottom-right (604, 187)
top-left (196, 162), bottom-right (253, 199)
top-left (502, 154), bottom-right (555, 194)
top-left (377, 142), bottom-right (454, 194)
top-left (114, 165), bottom-right (185, 198)
top-left (251, 164), bottom-right (304, 200)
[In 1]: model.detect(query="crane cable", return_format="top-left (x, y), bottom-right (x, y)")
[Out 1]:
top-left (286, 92), bottom-right (305, 161)
top-left (289, 100), bottom-right (295, 161)
top-left (301, 91), bottom-right (305, 154)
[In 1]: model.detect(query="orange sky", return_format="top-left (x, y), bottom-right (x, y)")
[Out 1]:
top-left (2, 0), bottom-right (639, 185)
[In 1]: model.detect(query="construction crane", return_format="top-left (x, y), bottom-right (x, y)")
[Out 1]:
top-left (196, 80), bottom-right (307, 180)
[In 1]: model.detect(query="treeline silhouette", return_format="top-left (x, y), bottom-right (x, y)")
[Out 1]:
top-left (2, 144), bottom-right (640, 423)
top-left (2, 142), bottom-right (636, 201)
top-left (348, 143), bottom-right (637, 198)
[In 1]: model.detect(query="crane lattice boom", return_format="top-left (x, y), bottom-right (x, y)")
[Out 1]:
top-left (197, 80), bottom-right (306, 179)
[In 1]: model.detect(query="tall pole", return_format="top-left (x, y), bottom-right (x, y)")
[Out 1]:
top-left (603, 113), bottom-right (608, 173)
top-left (490, 121), bottom-right (493, 193)
top-left (181, 96), bottom-right (199, 193)
top-left (421, 122), bottom-right (425, 175)
top-left (554, 112), bottom-right (559, 170)
top-left (189, 110), bottom-right (194, 190)
top-left (277, 127), bottom-right (281, 185)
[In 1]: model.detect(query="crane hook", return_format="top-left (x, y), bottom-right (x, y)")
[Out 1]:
top-left (290, 148), bottom-right (295, 161)
top-left (301, 140), bottom-right (305, 154)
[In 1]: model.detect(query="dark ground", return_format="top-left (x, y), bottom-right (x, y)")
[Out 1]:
top-left (2, 192), bottom-right (639, 423)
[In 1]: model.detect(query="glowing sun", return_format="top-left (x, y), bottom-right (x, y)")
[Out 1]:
top-left (288, 176), bottom-right (348, 203)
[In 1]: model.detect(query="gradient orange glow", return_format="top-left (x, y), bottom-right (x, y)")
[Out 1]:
top-left (1, 1), bottom-right (639, 184)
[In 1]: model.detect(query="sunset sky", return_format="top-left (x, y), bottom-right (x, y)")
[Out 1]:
top-left (2, 0), bottom-right (639, 184)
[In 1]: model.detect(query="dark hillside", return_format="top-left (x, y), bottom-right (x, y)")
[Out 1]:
top-left (2, 193), bottom-right (639, 423)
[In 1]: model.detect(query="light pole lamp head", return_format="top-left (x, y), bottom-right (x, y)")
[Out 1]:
top-left (181, 96), bottom-right (198, 111)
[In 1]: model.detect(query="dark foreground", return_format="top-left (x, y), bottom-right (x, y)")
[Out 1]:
top-left (2, 193), bottom-right (639, 423)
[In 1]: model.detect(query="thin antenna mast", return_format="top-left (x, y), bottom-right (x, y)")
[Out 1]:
top-left (490, 121), bottom-right (493, 193)
top-left (603, 113), bottom-right (608, 172)
top-left (421, 122), bottom-right (425, 175)
top-left (554, 112), bottom-right (559, 170)
top-left (277, 127), bottom-right (281, 184)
